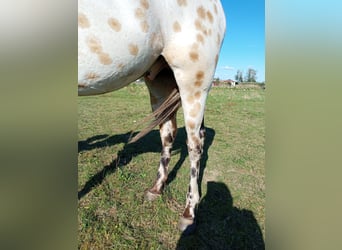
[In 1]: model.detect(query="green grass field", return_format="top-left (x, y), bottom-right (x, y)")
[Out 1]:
top-left (78, 84), bottom-right (265, 249)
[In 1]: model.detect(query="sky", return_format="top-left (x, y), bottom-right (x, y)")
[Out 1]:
top-left (215, 0), bottom-right (265, 82)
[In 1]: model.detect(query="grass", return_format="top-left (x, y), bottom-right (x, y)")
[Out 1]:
top-left (78, 84), bottom-right (265, 249)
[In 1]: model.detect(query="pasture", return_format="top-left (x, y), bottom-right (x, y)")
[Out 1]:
top-left (78, 84), bottom-right (265, 249)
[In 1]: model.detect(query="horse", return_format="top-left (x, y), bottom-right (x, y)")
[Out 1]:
top-left (78, 0), bottom-right (226, 233)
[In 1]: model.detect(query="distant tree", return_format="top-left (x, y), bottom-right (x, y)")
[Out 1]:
top-left (213, 77), bottom-right (220, 85)
top-left (245, 68), bottom-right (257, 82)
top-left (235, 70), bottom-right (243, 82)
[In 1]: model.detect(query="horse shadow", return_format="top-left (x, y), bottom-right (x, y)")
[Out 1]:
top-left (176, 181), bottom-right (265, 250)
top-left (78, 127), bottom-right (215, 200)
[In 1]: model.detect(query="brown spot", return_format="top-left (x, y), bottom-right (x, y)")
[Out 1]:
top-left (78, 83), bottom-right (87, 88)
top-left (194, 80), bottom-right (203, 87)
top-left (207, 11), bottom-right (214, 23)
top-left (189, 51), bottom-right (199, 62)
top-left (190, 102), bottom-right (201, 117)
top-left (86, 36), bottom-right (112, 65)
top-left (135, 8), bottom-right (145, 19)
top-left (187, 95), bottom-right (195, 104)
top-left (78, 13), bottom-right (90, 28)
top-left (86, 72), bottom-right (98, 80)
top-left (187, 121), bottom-right (196, 130)
top-left (173, 21), bottom-right (182, 32)
top-left (191, 136), bottom-right (201, 150)
top-left (149, 32), bottom-right (163, 51)
top-left (197, 34), bottom-right (204, 44)
top-left (140, 21), bottom-right (149, 33)
top-left (191, 167), bottom-right (197, 178)
top-left (108, 18), bottom-right (121, 32)
top-left (99, 53), bottom-right (112, 65)
top-left (140, 0), bottom-right (149, 9)
top-left (196, 71), bottom-right (205, 80)
top-left (194, 91), bottom-right (201, 99)
top-left (87, 37), bottom-right (102, 54)
top-left (183, 205), bottom-right (192, 218)
top-left (195, 19), bottom-right (202, 31)
top-left (195, 19), bottom-right (210, 36)
top-left (197, 6), bottom-right (206, 20)
top-left (161, 157), bottom-right (170, 167)
top-left (128, 44), bottom-right (139, 56)
top-left (177, 0), bottom-right (187, 7)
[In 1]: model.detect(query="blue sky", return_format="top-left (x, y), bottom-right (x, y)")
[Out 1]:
top-left (215, 0), bottom-right (265, 82)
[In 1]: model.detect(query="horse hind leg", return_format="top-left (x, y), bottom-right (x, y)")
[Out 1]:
top-left (143, 59), bottom-right (180, 200)
top-left (166, 62), bottom-right (214, 233)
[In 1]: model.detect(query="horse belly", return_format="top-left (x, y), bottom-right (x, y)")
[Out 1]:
top-left (78, 0), bottom-right (163, 96)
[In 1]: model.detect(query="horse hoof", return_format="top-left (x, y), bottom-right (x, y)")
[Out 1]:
top-left (178, 217), bottom-right (196, 235)
top-left (144, 190), bottom-right (160, 201)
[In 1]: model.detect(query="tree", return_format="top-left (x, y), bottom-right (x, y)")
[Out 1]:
top-left (245, 68), bottom-right (257, 82)
top-left (235, 70), bottom-right (243, 82)
top-left (213, 77), bottom-right (220, 85)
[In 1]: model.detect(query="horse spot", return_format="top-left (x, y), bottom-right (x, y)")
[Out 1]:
top-left (197, 34), bottom-right (204, 44)
top-left (191, 136), bottom-right (201, 150)
top-left (135, 8), bottom-right (145, 19)
top-left (191, 167), bottom-right (197, 178)
top-left (173, 21), bottom-right (182, 32)
top-left (196, 70), bottom-right (205, 80)
top-left (156, 171), bottom-right (161, 179)
top-left (187, 121), bottom-right (196, 130)
top-left (108, 17), bottom-right (121, 32)
top-left (195, 19), bottom-right (202, 31)
top-left (99, 53), bottom-right (112, 65)
top-left (86, 72), bottom-right (99, 80)
top-left (86, 37), bottom-right (112, 65)
top-left (161, 157), bottom-right (170, 167)
top-left (87, 36), bottom-right (102, 54)
top-left (140, 0), bottom-right (149, 9)
top-left (183, 205), bottom-right (192, 218)
top-left (190, 102), bottom-right (201, 117)
top-left (187, 95), bottom-right (195, 104)
top-left (177, 0), bottom-right (187, 7)
top-left (128, 44), bottom-right (139, 56)
top-left (207, 11), bottom-right (214, 23)
top-left (78, 13), bottom-right (90, 28)
top-left (189, 51), bottom-right (199, 62)
top-left (197, 6), bottom-right (206, 20)
top-left (194, 91), bottom-right (201, 99)
top-left (195, 18), bottom-right (210, 36)
top-left (149, 32), bottom-right (163, 51)
top-left (194, 80), bottom-right (203, 87)
top-left (140, 20), bottom-right (149, 33)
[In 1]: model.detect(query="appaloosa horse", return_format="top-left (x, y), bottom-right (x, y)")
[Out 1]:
top-left (78, 0), bottom-right (226, 232)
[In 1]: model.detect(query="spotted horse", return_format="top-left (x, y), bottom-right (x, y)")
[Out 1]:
top-left (78, 0), bottom-right (226, 233)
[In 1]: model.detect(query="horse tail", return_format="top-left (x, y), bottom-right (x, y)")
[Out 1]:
top-left (128, 88), bottom-right (181, 144)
